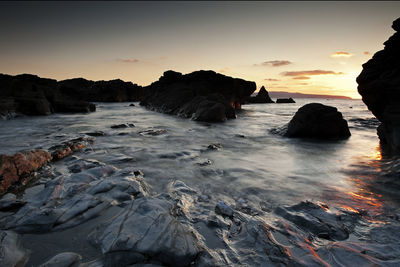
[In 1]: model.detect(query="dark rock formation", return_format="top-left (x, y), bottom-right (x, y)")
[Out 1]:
top-left (140, 70), bottom-right (256, 122)
top-left (286, 103), bottom-right (351, 139)
top-left (276, 97), bottom-right (295, 103)
top-left (246, 86), bottom-right (274, 103)
top-left (0, 74), bottom-right (96, 118)
top-left (357, 17), bottom-right (400, 152)
top-left (58, 78), bottom-right (143, 102)
top-left (0, 150), bottom-right (52, 195)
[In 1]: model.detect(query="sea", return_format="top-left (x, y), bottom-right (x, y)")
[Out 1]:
top-left (1, 98), bottom-right (400, 266)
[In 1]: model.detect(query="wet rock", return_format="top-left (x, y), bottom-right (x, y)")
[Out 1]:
top-left (207, 143), bottom-right (222, 150)
top-left (196, 159), bottom-right (212, 166)
top-left (129, 103), bottom-right (135, 107)
top-left (0, 149), bottom-right (52, 195)
top-left (94, 196), bottom-right (201, 266)
top-left (138, 129), bottom-right (167, 136)
top-left (110, 123), bottom-right (135, 129)
top-left (357, 17), bottom-right (400, 152)
top-left (140, 70), bottom-right (256, 122)
top-left (39, 252), bottom-right (82, 267)
top-left (349, 117), bottom-right (380, 129)
top-left (276, 98), bottom-right (295, 103)
top-left (215, 201), bottom-right (234, 217)
top-left (286, 103), bottom-right (351, 139)
top-left (0, 230), bottom-right (29, 266)
top-left (0, 193), bottom-right (26, 212)
top-left (49, 136), bottom-right (95, 161)
top-left (84, 131), bottom-right (105, 137)
top-left (67, 158), bottom-right (105, 173)
top-left (275, 201), bottom-right (358, 241)
top-left (246, 86), bottom-right (274, 104)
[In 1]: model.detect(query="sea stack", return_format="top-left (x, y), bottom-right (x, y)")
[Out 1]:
top-left (357, 17), bottom-right (400, 152)
top-left (246, 86), bottom-right (274, 103)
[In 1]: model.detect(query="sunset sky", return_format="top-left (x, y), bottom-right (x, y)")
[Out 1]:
top-left (1, 1), bottom-right (399, 99)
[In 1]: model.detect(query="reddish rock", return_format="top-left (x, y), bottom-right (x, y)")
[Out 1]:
top-left (49, 136), bottom-right (95, 161)
top-left (0, 150), bottom-right (52, 195)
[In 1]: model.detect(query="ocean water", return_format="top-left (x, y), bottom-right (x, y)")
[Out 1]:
top-left (1, 98), bottom-right (400, 265)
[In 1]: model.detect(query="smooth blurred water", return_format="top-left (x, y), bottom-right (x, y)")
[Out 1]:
top-left (1, 99), bottom-right (399, 219)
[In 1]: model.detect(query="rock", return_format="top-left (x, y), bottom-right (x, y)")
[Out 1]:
top-left (276, 98), bottom-right (295, 103)
top-left (246, 86), bottom-right (274, 103)
top-left (357, 17), bottom-right (400, 152)
top-left (215, 201), bottom-right (234, 217)
top-left (58, 78), bottom-right (144, 102)
top-left (110, 123), bottom-right (134, 129)
top-left (0, 230), bottom-right (29, 267)
top-left (84, 131), bottom-right (105, 137)
top-left (285, 103), bottom-right (351, 139)
top-left (207, 143), bottom-right (222, 150)
top-left (39, 252), bottom-right (82, 267)
top-left (94, 196), bottom-right (201, 266)
top-left (0, 73), bottom-right (96, 117)
top-left (49, 136), bottom-right (95, 160)
top-left (140, 70), bottom-right (256, 122)
top-left (129, 103), bottom-right (135, 107)
top-left (0, 149), bottom-right (52, 195)
top-left (275, 201), bottom-right (358, 241)
top-left (138, 129), bottom-right (167, 136)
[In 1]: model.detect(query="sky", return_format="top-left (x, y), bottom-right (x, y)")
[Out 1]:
top-left (1, 1), bottom-right (399, 99)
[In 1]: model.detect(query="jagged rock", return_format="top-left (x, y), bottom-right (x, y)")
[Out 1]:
top-left (215, 201), bottom-right (234, 217)
top-left (285, 103), bottom-right (351, 139)
top-left (39, 252), bottom-right (82, 267)
top-left (207, 143), bottom-right (222, 150)
top-left (0, 149), bottom-right (52, 195)
top-left (94, 196), bottom-right (201, 267)
top-left (357, 17), bottom-right (400, 152)
top-left (49, 136), bottom-right (95, 161)
top-left (246, 86), bottom-right (274, 103)
top-left (140, 70), bottom-right (256, 122)
top-left (276, 98), bottom-right (295, 103)
top-left (84, 131), bottom-right (105, 137)
top-left (0, 230), bottom-right (29, 266)
top-left (275, 201), bottom-right (358, 241)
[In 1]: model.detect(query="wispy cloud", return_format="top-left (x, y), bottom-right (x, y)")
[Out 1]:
top-left (255, 60), bottom-right (292, 67)
top-left (219, 67), bottom-right (230, 73)
top-left (281, 70), bottom-right (344, 80)
top-left (264, 78), bottom-right (280, 81)
top-left (117, 58), bottom-right (140, 63)
top-left (330, 51), bottom-right (353, 58)
top-left (292, 76), bottom-right (310, 80)
top-left (363, 51), bottom-right (371, 55)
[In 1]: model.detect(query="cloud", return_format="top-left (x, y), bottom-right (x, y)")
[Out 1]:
top-left (255, 60), bottom-right (292, 67)
top-left (364, 51), bottom-right (370, 55)
top-left (330, 51), bottom-right (353, 58)
top-left (264, 78), bottom-right (280, 81)
top-left (292, 76), bottom-right (310, 80)
top-left (219, 67), bottom-right (230, 73)
top-left (117, 58), bottom-right (139, 63)
top-left (281, 70), bottom-right (344, 80)
top-left (297, 83), bottom-right (308, 85)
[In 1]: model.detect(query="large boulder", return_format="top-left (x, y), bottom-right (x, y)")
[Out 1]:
top-left (140, 70), bottom-right (256, 122)
top-left (285, 103), bottom-right (351, 139)
top-left (246, 86), bottom-right (274, 103)
top-left (357, 17), bottom-right (400, 152)
top-left (0, 149), bottom-right (52, 195)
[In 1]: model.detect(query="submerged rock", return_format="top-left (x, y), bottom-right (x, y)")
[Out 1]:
top-left (357, 17), bottom-right (400, 152)
top-left (285, 103), bottom-right (351, 139)
top-left (246, 86), bottom-right (274, 104)
top-left (215, 201), bottom-right (234, 217)
top-left (276, 97), bottom-right (295, 103)
top-left (0, 230), bottom-right (29, 266)
top-left (140, 70), bottom-right (256, 122)
top-left (0, 149), bottom-right (52, 195)
top-left (39, 252), bottom-right (82, 267)
top-left (110, 123), bottom-right (135, 129)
